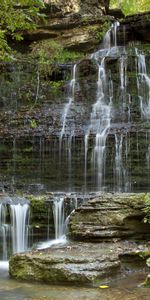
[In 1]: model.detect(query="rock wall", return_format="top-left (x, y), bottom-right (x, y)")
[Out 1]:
top-left (68, 193), bottom-right (150, 241)
top-left (44, 0), bottom-right (110, 15)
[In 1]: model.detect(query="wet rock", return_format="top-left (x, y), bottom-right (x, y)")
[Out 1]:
top-left (108, 8), bottom-right (125, 19)
top-left (78, 59), bottom-right (97, 78)
top-left (43, 1), bottom-right (109, 16)
top-left (68, 193), bottom-right (150, 241)
top-left (118, 12), bottom-right (150, 45)
top-left (9, 240), bottom-right (150, 285)
top-left (23, 14), bottom-right (113, 53)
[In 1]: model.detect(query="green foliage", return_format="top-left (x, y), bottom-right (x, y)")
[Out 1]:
top-left (110, 0), bottom-right (150, 15)
top-left (143, 194), bottom-right (150, 223)
top-left (30, 119), bottom-right (37, 129)
top-left (88, 21), bottom-right (111, 43)
top-left (0, 0), bottom-right (45, 61)
top-left (31, 40), bottom-right (84, 76)
top-left (50, 81), bottom-right (64, 93)
top-left (96, 22), bottom-right (111, 41)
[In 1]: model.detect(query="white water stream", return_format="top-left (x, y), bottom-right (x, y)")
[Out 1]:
top-left (135, 48), bottom-right (150, 119)
top-left (0, 199), bottom-right (29, 266)
top-left (59, 64), bottom-right (77, 144)
top-left (10, 203), bottom-right (29, 253)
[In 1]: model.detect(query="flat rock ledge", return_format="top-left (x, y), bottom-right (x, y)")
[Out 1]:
top-left (9, 240), bottom-right (150, 286)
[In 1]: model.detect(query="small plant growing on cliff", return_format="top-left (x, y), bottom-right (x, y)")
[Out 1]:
top-left (30, 119), bottom-right (37, 129)
top-left (143, 194), bottom-right (150, 223)
top-left (31, 40), bottom-right (84, 77)
top-left (96, 22), bottom-right (111, 42)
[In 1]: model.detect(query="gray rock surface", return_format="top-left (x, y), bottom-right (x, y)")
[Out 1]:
top-left (9, 240), bottom-right (150, 285)
top-left (68, 193), bottom-right (150, 241)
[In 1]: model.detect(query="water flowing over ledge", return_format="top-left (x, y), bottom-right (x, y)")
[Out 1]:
top-left (0, 10), bottom-right (150, 290)
top-left (8, 192), bottom-right (150, 286)
top-left (0, 19), bottom-right (150, 193)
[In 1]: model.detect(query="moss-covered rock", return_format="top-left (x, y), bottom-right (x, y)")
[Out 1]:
top-left (144, 274), bottom-right (150, 287)
top-left (26, 194), bottom-right (55, 243)
top-left (146, 257), bottom-right (150, 267)
top-left (9, 240), bottom-right (150, 286)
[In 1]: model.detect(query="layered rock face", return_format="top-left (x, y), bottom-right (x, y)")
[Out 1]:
top-left (68, 193), bottom-right (150, 241)
top-left (44, 0), bottom-right (109, 15)
top-left (21, 3), bottom-right (150, 52)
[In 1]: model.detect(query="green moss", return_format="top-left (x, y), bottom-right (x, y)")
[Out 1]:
top-left (142, 194), bottom-right (150, 224)
top-left (30, 119), bottom-right (37, 129)
top-left (126, 193), bottom-right (147, 208)
top-left (27, 195), bottom-right (53, 227)
top-left (89, 21), bottom-right (111, 42)
top-left (50, 80), bottom-right (64, 93)
top-left (96, 22), bottom-right (111, 41)
top-left (30, 40), bottom-right (84, 77)
top-left (138, 251), bottom-right (150, 259)
top-left (143, 274), bottom-right (150, 287)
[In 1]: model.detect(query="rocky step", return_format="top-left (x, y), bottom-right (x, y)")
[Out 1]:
top-left (9, 240), bottom-right (150, 286)
top-left (68, 193), bottom-right (150, 241)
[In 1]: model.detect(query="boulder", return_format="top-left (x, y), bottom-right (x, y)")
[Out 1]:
top-left (9, 240), bottom-right (150, 285)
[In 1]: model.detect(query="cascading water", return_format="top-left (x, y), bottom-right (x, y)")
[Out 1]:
top-left (0, 21), bottom-right (150, 195)
top-left (135, 48), bottom-right (150, 119)
top-left (0, 198), bottom-right (29, 261)
top-left (103, 21), bottom-right (120, 49)
top-left (91, 59), bottom-right (111, 188)
top-left (59, 64), bottom-right (77, 189)
top-left (114, 133), bottom-right (129, 192)
top-left (0, 204), bottom-right (9, 261)
top-left (10, 203), bottom-right (29, 253)
top-left (53, 196), bottom-right (65, 240)
top-left (37, 194), bottom-right (81, 249)
top-left (84, 22), bottom-right (121, 190)
top-left (59, 64), bottom-right (77, 144)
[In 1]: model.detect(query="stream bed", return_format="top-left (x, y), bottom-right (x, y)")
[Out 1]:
top-left (0, 264), bottom-right (149, 300)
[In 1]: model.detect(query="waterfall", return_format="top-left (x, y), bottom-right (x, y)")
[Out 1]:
top-left (37, 194), bottom-right (80, 249)
top-left (0, 199), bottom-right (29, 260)
top-left (59, 64), bottom-right (77, 188)
top-left (59, 64), bottom-right (77, 143)
top-left (0, 204), bottom-right (9, 260)
top-left (1, 21), bottom-right (150, 196)
top-left (84, 21), bottom-right (122, 190)
top-left (53, 197), bottom-right (64, 240)
top-left (10, 203), bottom-right (29, 253)
top-left (92, 60), bottom-right (111, 188)
top-left (103, 21), bottom-right (120, 49)
top-left (37, 196), bottom-right (66, 249)
top-left (120, 51), bottom-right (127, 91)
top-left (112, 21), bottom-right (120, 47)
top-left (135, 48), bottom-right (150, 119)
top-left (84, 56), bottom-right (111, 189)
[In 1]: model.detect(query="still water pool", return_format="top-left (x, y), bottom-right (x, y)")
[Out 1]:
top-left (0, 262), bottom-right (149, 300)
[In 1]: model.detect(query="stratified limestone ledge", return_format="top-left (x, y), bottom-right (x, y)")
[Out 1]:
top-left (9, 241), bottom-right (150, 286)
top-left (9, 242), bottom-right (120, 285)
top-left (68, 193), bottom-right (150, 242)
